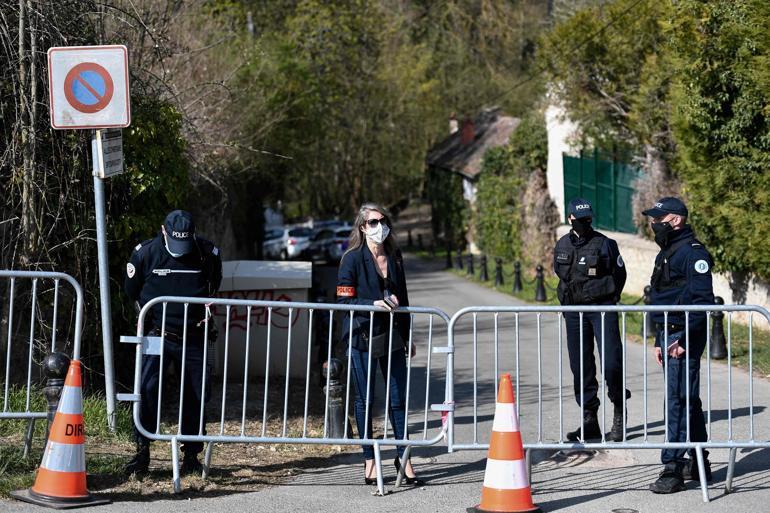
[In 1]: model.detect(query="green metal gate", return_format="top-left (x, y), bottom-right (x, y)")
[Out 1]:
top-left (563, 149), bottom-right (640, 234)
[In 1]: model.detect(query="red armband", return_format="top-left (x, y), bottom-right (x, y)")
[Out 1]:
top-left (336, 286), bottom-right (356, 298)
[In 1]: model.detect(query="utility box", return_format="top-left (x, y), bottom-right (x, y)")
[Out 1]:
top-left (211, 261), bottom-right (313, 379)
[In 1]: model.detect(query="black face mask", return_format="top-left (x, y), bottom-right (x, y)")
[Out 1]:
top-left (571, 217), bottom-right (592, 237)
top-left (651, 221), bottom-right (674, 248)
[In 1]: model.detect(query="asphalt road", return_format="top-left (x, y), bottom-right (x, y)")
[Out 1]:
top-left (6, 255), bottom-right (769, 512)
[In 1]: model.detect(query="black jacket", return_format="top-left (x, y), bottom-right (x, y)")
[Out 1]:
top-left (649, 225), bottom-right (714, 331)
top-left (553, 229), bottom-right (627, 305)
top-left (336, 245), bottom-right (410, 351)
top-left (125, 233), bottom-right (222, 335)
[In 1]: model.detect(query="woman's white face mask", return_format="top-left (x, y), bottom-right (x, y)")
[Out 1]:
top-left (365, 221), bottom-right (390, 245)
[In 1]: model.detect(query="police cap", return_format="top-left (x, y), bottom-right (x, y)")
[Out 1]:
top-left (568, 198), bottom-right (594, 219)
top-left (164, 210), bottom-right (195, 255)
top-left (642, 197), bottom-right (689, 218)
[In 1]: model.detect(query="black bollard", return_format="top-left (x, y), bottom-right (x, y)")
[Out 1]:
top-left (408, 229), bottom-right (413, 248)
top-left (446, 242), bottom-right (453, 269)
top-left (494, 258), bottom-right (504, 287)
top-left (480, 255), bottom-right (489, 281)
top-left (642, 285), bottom-right (656, 339)
top-left (535, 264), bottom-right (547, 302)
top-left (512, 261), bottom-right (523, 293)
top-left (467, 253), bottom-right (474, 276)
top-left (323, 358), bottom-right (346, 439)
top-left (43, 352), bottom-right (71, 443)
top-left (711, 296), bottom-right (727, 360)
top-left (457, 249), bottom-right (464, 270)
top-left (418, 233), bottom-right (424, 250)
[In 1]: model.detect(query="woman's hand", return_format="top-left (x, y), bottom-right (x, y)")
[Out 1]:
top-left (373, 300), bottom-right (390, 311)
top-left (374, 295), bottom-right (399, 311)
top-left (655, 347), bottom-right (663, 367)
top-left (408, 342), bottom-right (417, 358)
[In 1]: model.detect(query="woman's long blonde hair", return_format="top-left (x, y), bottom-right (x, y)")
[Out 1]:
top-left (343, 202), bottom-right (398, 258)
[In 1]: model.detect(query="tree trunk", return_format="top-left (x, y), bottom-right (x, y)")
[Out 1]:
top-left (632, 143), bottom-right (680, 234)
top-left (18, 0), bottom-right (37, 265)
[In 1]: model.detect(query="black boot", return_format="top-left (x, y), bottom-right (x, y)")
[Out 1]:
top-left (566, 410), bottom-right (601, 442)
top-left (181, 452), bottom-right (203, 475)
top-left (124, 442), bottom-right (150, 476)
top-left (608, 404), bottom-right (626, 442)
top-left (650, 461), bottom-right (686, 494)
top-left (682, 452), bottom-right (712, 482)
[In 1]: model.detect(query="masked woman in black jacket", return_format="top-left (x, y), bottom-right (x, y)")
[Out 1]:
top-left (336, 202), bottom-right (422, 486)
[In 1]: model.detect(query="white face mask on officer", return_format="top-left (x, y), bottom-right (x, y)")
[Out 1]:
top-left (365, 220), bottom-right (390, 245)
top-left (163, 235), bottom-right (185, 258)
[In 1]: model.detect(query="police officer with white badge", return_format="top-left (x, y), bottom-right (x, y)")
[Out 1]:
top-left (554, 198), bottom-right (630, 442)
top-left (123, 210), bottom-right (222, 476)
top-left (642, 197), bottom-right (714, 494)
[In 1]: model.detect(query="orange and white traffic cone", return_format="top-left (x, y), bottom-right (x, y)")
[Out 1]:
top-left (468, 373), bottom-right (541, 513)
top-left (11, 359), bottom-right (110, 509)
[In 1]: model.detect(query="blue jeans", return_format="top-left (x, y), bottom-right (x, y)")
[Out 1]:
top-left (657, 329), bottom-right (708, 464)
top-left (349, 347), bottom-right (409, 460)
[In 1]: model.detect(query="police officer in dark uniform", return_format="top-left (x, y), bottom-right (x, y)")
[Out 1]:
top-left (123, 210), bottom-right (222, 476)
top-left (642, 197), bottom-right (714, 494)
top-left (554, 198), bottom-right (629, 442)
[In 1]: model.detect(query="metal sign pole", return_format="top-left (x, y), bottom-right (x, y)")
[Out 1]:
top-left (92, 129), bottom-right (117, 431)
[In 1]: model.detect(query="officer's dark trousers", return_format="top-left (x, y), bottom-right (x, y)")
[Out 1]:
top-left (136, 335), bottom-right (207, 454)
top-left (657, 329), bottom-right (708, 464)
top-left (565, 311), bottom-right (625, 412)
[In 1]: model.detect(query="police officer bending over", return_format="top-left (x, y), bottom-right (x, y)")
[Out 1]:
top-left (643, 197), bottom-right (714, 494)
top-left (554, 198), bottom-right (630, 442)
top-left (124, 210), bottom-right (222, 476)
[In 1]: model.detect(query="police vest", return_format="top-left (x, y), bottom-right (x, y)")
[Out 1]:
top-left (651, 235), bottom-right (702, 293)
top-left (555, 233), bottom-right (616, 305)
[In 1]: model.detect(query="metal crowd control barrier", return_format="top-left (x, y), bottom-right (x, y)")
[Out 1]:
top-left (445, 304), bottom-right (770, 503)
top-left (0, 270), bottom-right (84, 455)
top-left (119, 296), bottom-right (452, 494)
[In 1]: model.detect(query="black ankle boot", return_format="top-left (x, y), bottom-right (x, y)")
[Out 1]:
top-left (181, 452), bottom-right (203, 475)
top-left (608, 405), bottom-right (626, 442)
top-left (124, 443), bottom-right (150, 476)
top-left (682, 453), bottom-right (712, 482)
top-left (650, 461), bottom-right (686, 494)
top-left (566, 410), bottom-right (601, 442)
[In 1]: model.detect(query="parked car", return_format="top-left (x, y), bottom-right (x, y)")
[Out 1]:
top-left (313, 219), bottom-right (346, 231)
top-left (301, 225), bottom-right (353, 263)
top-left (303, 228), bottom-right (337, 261)
top-left (327, 226), bottom-right (352, 263)
top-left (262, 226), bottom-right (313, 260)
top-left (262, 228), bottom-right (285, 259)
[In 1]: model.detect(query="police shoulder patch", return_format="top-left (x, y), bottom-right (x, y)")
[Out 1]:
top-left (616, 255), bottom-right (624, 268)
top-left (126, 263), bottom-right (136, 278)
top-left (212, 246), bottom-right (219, 256)
top-left (694, 259), bottom-right (709, 274)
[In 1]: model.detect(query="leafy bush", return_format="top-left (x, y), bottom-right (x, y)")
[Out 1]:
top-left (475, 112), bottom-right (548, 262)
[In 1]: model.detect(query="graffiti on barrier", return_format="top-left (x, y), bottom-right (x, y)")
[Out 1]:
top-left (212, 290), bottom-right (302, 331)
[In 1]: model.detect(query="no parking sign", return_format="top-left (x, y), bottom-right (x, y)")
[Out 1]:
top-left (48, 45), bottom-right (130, 129)
top-left (44, 45), bottom-right (131, 427)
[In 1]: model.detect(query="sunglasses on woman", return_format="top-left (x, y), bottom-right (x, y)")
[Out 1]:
top-left (365, 218), bottom-right (388, 227)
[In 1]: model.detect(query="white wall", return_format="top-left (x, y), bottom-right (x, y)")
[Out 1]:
top-left (546, 104), bottom-right (579, 223)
